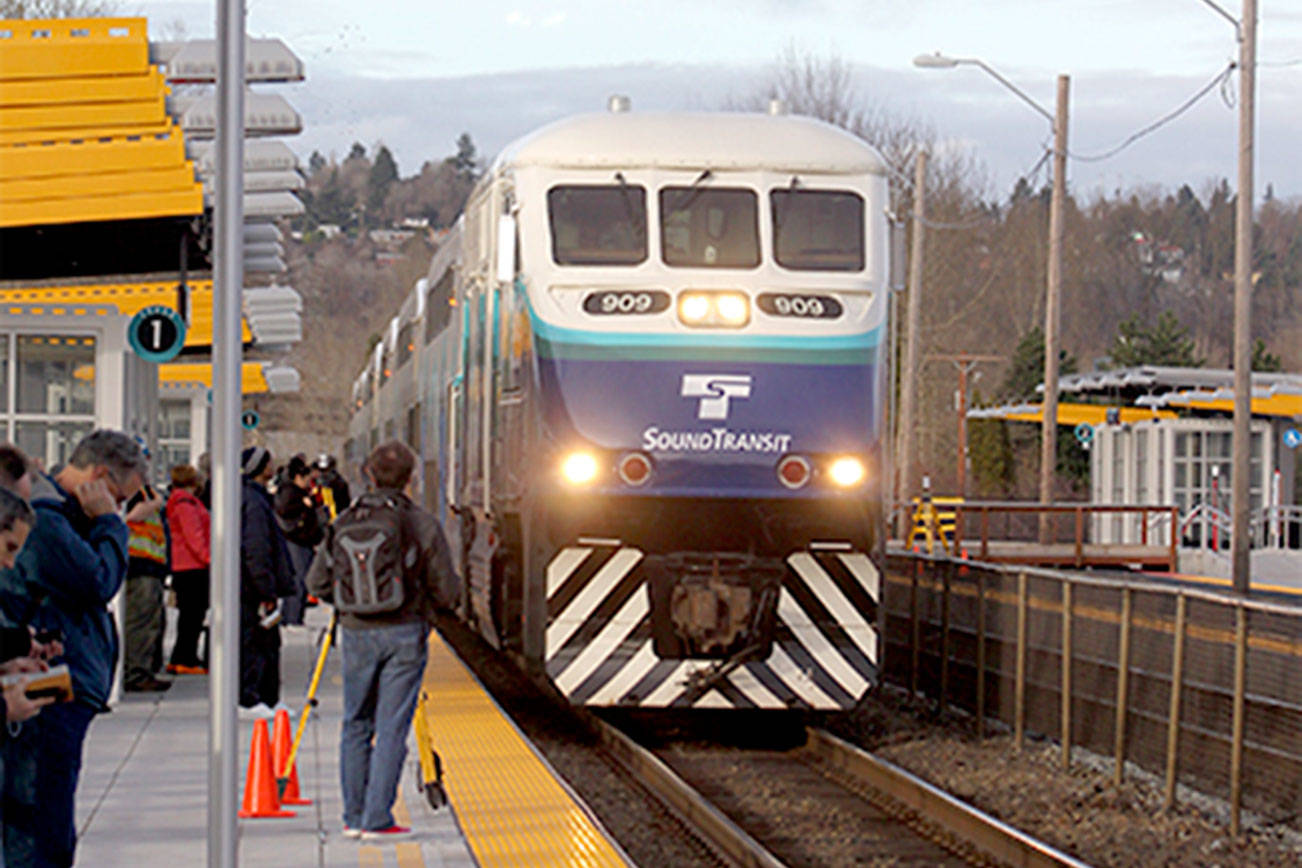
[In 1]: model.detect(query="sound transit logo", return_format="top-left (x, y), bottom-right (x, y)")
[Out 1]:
top-left (680, 373), bottom-right (752, 420)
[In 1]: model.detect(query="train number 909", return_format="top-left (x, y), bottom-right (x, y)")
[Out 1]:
top-left (582, 290), bottom-right (672, 315)
top-left (756, 293), bottom-right (843, 319)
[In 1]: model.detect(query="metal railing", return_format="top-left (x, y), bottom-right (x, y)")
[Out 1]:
top-left (883, 552), bottom-right (1302, 837)
top-left (951, 502), bottom-right (1179, 571)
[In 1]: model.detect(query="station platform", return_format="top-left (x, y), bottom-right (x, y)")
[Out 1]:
top-left (73, 608), bottom-right (630, 867)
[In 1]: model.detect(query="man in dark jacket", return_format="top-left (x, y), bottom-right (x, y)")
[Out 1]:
top-left (306, 440), bottom-right (455, 840)
top-left (274, 454), bottom-right (323, 625)
top-left (0, 430), bottom-right (146, 867)
top-left (239, 446), bottom-right (294, 718)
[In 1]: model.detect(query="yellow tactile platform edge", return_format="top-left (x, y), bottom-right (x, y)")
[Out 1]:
top-left (420, 629), bottom-right (630, 868)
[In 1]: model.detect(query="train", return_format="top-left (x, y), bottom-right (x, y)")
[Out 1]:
top-left (347, 104), bottom-right (890, 710)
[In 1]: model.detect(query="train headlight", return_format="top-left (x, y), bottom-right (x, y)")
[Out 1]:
top-left (560, 451), bottom-right (599, 485)
top-left (677, 291), bottom-right (750, 328)
top-left (678, 292), bottom-right (711, 324)
top-left (715, 292), bottom-right (749, 325)
top-left (828, 456), bottom-right (867, 488)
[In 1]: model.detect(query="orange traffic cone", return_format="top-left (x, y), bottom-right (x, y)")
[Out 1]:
top-left (239, 718), bottom-right (296, 818)
top-left (271, 708), bottom-right (311, 805)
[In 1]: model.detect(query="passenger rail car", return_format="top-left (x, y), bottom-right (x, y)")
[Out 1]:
top-left (350, 109), bottom-right (889, 710)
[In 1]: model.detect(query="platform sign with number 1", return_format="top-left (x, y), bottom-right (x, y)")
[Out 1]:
top-left (126, 305), bottom-right (187, 363)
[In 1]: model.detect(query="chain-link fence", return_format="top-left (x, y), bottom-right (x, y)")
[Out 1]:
top-left (882, 552), bottom-right (1302, 836)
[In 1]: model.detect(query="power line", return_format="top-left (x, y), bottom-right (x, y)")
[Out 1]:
top-left (1068, 62), bottom-right (1236, 163)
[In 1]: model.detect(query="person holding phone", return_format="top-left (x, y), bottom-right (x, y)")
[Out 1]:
top-left (123, 484), bottom-right (170, 693)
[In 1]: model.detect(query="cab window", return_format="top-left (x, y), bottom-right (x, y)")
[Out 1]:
top-left (548, 185), bottom-right (647, 265)
top-left (771, 189), bottom-right (864, 271)
top-left (660, 187), bottom-right (759, 268)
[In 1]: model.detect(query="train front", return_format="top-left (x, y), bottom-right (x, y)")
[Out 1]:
top-left (511, 112), bottom-right (888, 711)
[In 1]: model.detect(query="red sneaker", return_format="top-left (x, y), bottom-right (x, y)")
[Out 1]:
top-left (360, 825), bottom-right (412, 840)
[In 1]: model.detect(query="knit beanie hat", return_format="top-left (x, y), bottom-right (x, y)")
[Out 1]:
top-left (241, 445), bottom-right (270, 478)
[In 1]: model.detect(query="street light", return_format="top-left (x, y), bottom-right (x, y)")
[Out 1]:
top-left (915, 53), bottom-right (1069, 537)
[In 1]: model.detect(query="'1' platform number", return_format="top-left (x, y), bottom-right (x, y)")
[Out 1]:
top-left (127, 306), bottom-right (187, 363)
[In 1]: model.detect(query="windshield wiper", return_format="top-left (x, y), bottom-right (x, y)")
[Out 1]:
top-left (773, 175), bottom-right (801, 229)
top-left (612, 171), bottom-right (644, 229)
top-left (666, 169), bottom-right (714, 214)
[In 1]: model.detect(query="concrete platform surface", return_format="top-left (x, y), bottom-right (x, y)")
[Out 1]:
top-left (73, 609), bottom-right (476, 867)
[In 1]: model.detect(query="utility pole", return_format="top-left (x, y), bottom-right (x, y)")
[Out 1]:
top-left (1039, 74), bottom-right (1070, 542)
top-left (211, 0), bottom-right (244, 864)
top-left (1231, 0), bottom-right (1257, 595)
top-left (929, 353), bottom-right (1002, 497)
top-left (897, 150), bottom-right (927, 537)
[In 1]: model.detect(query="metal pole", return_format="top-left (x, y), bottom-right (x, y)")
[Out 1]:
top-left (1060, 579), bottom-right (1072, 769)
top-left (1231, 0), bottom-right (1257, 594)
top-left (1113, 587), bottom-right (1133, 786)
top-left (1015, 571), bottom-right (1028, 750)
top-left (1229, 604), bottom-right (1248, 836)
top-left (1039, 75), bottom-right (1069, 543)
top-left (1163, 593), bottom-right (1187, 811)
top-left (210, 1), bottom-right (244, 864)
top-left (897, 150), bottom-right (927, 538)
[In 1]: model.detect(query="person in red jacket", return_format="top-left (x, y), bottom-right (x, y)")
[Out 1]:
top-left (165, 464), bottom-right (210, 675)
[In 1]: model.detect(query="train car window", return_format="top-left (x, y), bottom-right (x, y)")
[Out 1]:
top-left (548, 185), bottom-right (647, 265)
top-left (660, 187), bottom-right (759, 268)
top-left (397, 322), bottom-right (414, 366)
top-left (424, 270), bottom-right (455, 343)
top-left (771, 189), bottom-right (865, 271)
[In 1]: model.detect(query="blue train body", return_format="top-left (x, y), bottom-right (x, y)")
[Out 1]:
top-left (349, 109), bottom-right (891, 710)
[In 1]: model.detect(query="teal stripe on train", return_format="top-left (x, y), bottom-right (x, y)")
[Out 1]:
top-left (526, 304), bottom-right (882, 365)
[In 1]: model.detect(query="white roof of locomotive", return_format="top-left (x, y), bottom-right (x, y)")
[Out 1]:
top-left (496, 111), bottom-right (888, 176)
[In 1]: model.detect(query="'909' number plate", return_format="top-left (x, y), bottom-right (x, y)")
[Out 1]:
top-left (756, 293), bottom-right (843, 319)
top-left (583, 290), bottom-right (672, 315)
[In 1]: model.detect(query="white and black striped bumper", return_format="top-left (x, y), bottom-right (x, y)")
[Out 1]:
top-left (543, 544), bottom-right (879, 710)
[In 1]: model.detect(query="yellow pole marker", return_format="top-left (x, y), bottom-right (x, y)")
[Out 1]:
top-left (279, 610), bottom-right (337, 796)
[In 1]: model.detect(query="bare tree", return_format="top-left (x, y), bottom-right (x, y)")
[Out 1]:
top-left (0, 0), bottom-right (118, 16)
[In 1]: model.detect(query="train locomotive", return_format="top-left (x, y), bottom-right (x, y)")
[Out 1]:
top-left (348, 105), bottom-right (890, 710)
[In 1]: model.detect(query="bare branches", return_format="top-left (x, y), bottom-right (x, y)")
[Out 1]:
top-left (0, 0), bottom-right (118, 17)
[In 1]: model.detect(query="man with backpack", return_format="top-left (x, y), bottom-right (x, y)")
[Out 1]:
top-left (305, 440), bottom-right (455, 841)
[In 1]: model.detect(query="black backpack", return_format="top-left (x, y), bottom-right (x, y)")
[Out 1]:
top-left (327, 493), bottom-right (419, 615)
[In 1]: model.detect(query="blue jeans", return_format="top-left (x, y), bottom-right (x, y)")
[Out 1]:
top-left (30, 701), bottom-right (97, 867)
top-left (339, 621), bottom-right (426, 831)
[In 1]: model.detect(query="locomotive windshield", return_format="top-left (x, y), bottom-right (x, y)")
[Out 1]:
top-left (659, 187), bottom-right (759, 268)
top-left (548, 184), bottom-right (648, 265)
top-left (771, 188), bottom-right (865, 271)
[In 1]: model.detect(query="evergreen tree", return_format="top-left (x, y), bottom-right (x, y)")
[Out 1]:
top-left (968, 392), bottom-right (1014, 496)
top-left (347, 142), bottom-right (367, 161)
top-left (996, 327), bottom-right (1087, 488)
top-left (367, 145), bottom-right (399, 214)
top-left (1108, 311), bottom-right (1203, 368)
top-left (451, 133), bottom-right (479, 182)
top-left (1251, 338), bottom-right (1283, 372)
top-left (999, 327), bottom-right (1078, 401)
top-left (308, 150), bottom-right (327, 176)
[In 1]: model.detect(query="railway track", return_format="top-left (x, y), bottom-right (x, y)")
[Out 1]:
top-left (594, 717), bottom-right (1093, 868)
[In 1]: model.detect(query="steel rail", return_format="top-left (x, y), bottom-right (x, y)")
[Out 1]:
top-left (589, 717), bottom-right (788, 868)
top-left (806, 728), bottom-right (1093, 868)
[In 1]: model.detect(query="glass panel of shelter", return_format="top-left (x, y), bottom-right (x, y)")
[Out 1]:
top-left (1171, 426), bottom-right (1265, 548)
top-left (3, 333), bottom-right (96, 472)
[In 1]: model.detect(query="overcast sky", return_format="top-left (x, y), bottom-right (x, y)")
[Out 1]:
top-left (132, 0), bottom-right (1302, 200)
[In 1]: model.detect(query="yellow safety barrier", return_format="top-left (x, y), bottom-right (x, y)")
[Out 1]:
top-left (908, 495), bottom-right (964, 555)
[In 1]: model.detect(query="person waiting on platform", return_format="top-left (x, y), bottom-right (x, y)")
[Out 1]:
top-left (122, 484), bottom-right (171, 693)
top-left (306, 440), bottom-right (455, 841)
top-left (238, 446), bottom-right (295, 719)
top-left (0, 430), bottom-right (146, 868)
top-left (312, 453), bottom-right (351, 520)
top-left (273, 454), bottom-right (323, 626)
top-left (165, 465), bottom-right (210, 675)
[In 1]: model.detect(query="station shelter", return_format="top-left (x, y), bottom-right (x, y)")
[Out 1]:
top-left (968, 366), bottom-right (1302, 549)
top-left (0, 17), bottom-right (304, 481)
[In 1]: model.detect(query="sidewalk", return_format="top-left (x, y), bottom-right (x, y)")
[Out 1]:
top-left (74, 608), bottom-right (476, 867)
